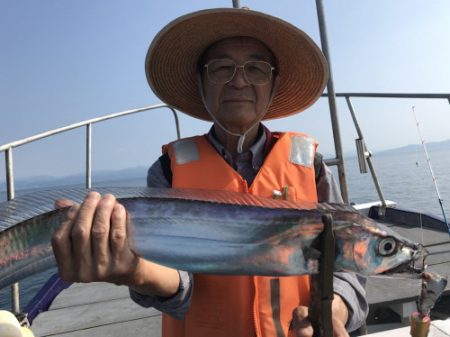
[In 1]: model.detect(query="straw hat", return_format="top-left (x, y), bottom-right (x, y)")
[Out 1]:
top-left (145, 8), bottom-right (329, 121)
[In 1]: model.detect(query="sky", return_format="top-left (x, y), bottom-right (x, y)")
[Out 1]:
top-left (1, 0), bottom-right (449, 181)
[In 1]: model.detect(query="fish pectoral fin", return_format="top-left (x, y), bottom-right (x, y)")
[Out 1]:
top-left (302, 247), bottom-right (321, 274)
top-left (303, 246), bottom-right (321, 261)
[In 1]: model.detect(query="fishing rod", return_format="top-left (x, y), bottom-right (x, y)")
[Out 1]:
top-left (412, 106), bottom-right (450, 237)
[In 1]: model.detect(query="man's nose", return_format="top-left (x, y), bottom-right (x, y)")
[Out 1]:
top-left (228, 66), bottom-right (250, 87)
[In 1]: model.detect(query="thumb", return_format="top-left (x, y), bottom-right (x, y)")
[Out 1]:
top-left (290, 306), bottom-right (313, 337)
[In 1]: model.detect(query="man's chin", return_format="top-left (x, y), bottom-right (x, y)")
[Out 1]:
top-left (219, 113), bottom-right (257, 126)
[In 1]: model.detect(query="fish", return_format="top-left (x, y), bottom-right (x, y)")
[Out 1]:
top-left (0, 187), bottom-right (427, 290)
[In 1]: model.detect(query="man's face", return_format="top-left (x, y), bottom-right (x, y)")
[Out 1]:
top-left (200, 37), bottom-right (276, 132)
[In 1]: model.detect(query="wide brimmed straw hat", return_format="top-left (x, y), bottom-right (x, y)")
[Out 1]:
top-left (145, 8), bottom-right (329, 121)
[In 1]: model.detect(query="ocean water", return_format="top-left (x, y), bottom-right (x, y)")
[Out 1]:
top-left (1, 148), bottom-right (449, 310)
top-left (344, 148), bottom-right (450, 218)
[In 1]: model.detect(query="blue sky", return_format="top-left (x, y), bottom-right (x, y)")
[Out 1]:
top-left (1, 0), bottom-right (449, 180)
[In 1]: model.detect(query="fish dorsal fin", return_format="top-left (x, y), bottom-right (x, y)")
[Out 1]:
top-left (0, 186), bottom-right (354, 232)
top-left (153, 187), bottom-right (318, 210)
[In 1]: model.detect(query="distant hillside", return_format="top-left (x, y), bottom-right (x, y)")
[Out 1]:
top-left (0, 166), bottom-right (148, 192)
top-left (375, 139), bottom-right (450, 155)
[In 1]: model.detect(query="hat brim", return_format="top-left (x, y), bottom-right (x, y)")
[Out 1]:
top-left (146, 8), bottom-right (329, 121)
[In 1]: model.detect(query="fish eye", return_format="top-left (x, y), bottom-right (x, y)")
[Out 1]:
top-left (378, 237), bottom-right (397, 256)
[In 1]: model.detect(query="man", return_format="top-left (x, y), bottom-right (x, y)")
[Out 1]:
top-left (52, 8), bottom-right (368, 337)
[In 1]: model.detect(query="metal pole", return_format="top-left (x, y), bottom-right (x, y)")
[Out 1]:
top-left (0, 104), bottom-right (170, 153)
top-left (5, 148), bottom-right (15, 200)
top-left (86, 123), bottom-right (92, 189)
top-left (345, 97), bottom-right (387, 208)
top-left (323, 92), bottom-right (450, 99)
top-left (315, 0), bottom-right (349, 204)
top-left (309, 214), bottom-right (335, 337)
top-left (5, 148), bottom-right (20, 313)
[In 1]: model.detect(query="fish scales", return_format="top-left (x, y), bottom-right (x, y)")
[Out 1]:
top-left (0, 187), bottom-right (426, 290)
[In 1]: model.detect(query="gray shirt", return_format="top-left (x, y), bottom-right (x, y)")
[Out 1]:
top-left (130, 125), bottom-right (368, 332)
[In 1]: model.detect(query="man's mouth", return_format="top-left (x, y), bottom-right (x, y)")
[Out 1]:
top-left (222, 97), bottom-right (254, 103)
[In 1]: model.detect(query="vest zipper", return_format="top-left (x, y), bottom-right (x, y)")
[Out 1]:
top-left (242, 178), bottom-right (249, 193)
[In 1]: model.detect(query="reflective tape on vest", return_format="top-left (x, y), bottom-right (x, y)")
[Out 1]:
top-left (289, 135), bottom-right (315, 167)
top-left (173, 139), bottom-right (200, 165)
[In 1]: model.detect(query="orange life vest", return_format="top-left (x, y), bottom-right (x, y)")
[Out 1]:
top-left (161, 132), bottom-right (318, 337)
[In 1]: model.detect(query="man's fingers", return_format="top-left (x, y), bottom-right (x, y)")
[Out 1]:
top-left (51, 204), bottom-right (79, 281)
top-left (54, 198), bottom-right (75, 209)
top-left (110, 202), bottom-right (128, 260)
top-left (291, 306), bottom-right (309, 324)
top-left (71, 191), bottom-right (101, 282)
top-left (290, 302), bottom-right (350, 337)
top-left (52, 192), bottom-right (135, 284)
top-left (290, 306), bottom-right (313, 337)
top-left (91, 194), bottom-right (116, 279)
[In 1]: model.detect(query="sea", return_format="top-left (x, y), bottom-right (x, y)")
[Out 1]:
top-left (1, 148), bottom-right (449, 311)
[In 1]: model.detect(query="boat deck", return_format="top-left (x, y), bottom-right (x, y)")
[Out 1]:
top-left (30, 282), bottom-right (450, 337)
top-left (30, 218), bottom-right (450, 337)
top-left (31, 282), bottom-right (161, 337)
top-left (366, 213), bottom-right (450, 324)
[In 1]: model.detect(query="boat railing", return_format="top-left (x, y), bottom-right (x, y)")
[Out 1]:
top-left (0, 103), bottom-right (180, 314)
top-left (323, 92), bottom-right (450, 213)
top-left (1, 93), bottom-right (449, 314)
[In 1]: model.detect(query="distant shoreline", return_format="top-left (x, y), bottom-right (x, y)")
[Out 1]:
top-left (1, 141), bottom-right (449, 192)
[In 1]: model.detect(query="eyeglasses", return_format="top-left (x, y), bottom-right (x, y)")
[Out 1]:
top-left (204, 59), bottom-right (275, 85)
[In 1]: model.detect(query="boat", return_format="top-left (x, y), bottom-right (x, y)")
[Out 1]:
top-left (0, 1), bottom-right (449, 336)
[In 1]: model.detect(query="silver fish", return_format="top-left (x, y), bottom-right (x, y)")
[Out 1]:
top-left (0, 187), bottom-right (427, 290)
top-left (417, 271), bottom-right (448, 316)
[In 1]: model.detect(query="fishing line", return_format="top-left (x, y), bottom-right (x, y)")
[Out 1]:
top-left (426, 250), bottom-right (450, 257)
top-left (371, 274), bottom-right (422, 280)
top-left (423, 241), bottom-right (450, 248)
top-left (412, 106), bottom-right (450, 237)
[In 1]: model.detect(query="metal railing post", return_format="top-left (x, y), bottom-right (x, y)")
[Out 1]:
top-left (5, 148), bottom-right (15, 200)
top-left (315, 0), bottom-right (349, 204)
top-left (0, 103), bottom-right (178, 313)
top-left (345, 97), bottom-right (387, 208)
top-left (5, 147), bottom-right (20, 313)
top-left (86, 123), bottom-right (92, 189)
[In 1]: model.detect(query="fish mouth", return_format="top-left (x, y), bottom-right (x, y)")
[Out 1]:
top-left (381, 243), bottom-right (428, 277)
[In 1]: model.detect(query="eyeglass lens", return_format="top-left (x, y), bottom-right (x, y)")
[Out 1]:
top-left (206, 59), bottom-right (273, 85)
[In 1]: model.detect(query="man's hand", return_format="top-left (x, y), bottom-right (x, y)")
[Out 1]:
top-left (51, 192), bottom-right (180, 297)
top-left (290, 294), bottom-right (349, 337)
top-left (52, 192), bottom-right (138, 284)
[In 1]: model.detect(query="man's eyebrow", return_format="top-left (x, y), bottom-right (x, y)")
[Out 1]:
top-left (249, 53), bottom-right (268, 60)
top-left (212, 53), bottom-right (232, 59)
